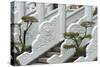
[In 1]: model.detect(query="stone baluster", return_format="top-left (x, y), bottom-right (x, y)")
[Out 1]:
top-left (58, 4), bottom-right (66, 41)
top-left (66, 5), bottom-right (71, 9)
top-left (84, 6), bottom-right (93, 21)
top-left (84, 6), bottom-right (93, 34)
top-left (37, 3), bottom-right (45, 23)
top-left (14, 1), bottom-right (25, 23)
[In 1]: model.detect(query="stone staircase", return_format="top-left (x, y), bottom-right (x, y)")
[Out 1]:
top-left (64, 53), bottom-right (79, 63)
top-left (28, 40), bottom-right (64, 64)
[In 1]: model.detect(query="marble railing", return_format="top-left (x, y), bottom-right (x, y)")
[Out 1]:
top-left (16, 7), bottom-right (97, 65)
top-left (14, 7), bottom-right (85, 46)
top-left (16, 14), bottom-right (60, 65)
top-left (29, 7), bottom-right (83, 21)
top-left (47, 15), bottom-right (97, 64)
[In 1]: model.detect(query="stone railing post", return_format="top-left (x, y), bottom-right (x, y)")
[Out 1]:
top-left (37, 3), bottom-right (45, 23)
top-left (84, 6), bottom-right (93, 21)
top-left (84, 6), bottom-right (93, 34)
top-left (58, 4), bottom-right (66, 41)
top-left (14, 1), bottom-right (25, 23)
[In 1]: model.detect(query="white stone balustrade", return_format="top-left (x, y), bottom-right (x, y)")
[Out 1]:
top-left (16, 14), bottom-right (60, 65)
top-left (14, 6), bottom-right (85, 46)
top-left (47, 8), bottom-right (97, 63)
top-left (27, 7), bottom-right (86, 46)
top-left (30, 5), bottom-right (84, 23)
top-left (12, 2), bottom-right (98, 65)
top-left (47, 16), bottom-right (87, 64)
top-left (37, 3), bottom-right (45, 23)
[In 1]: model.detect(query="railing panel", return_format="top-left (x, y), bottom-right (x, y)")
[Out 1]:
top-left (16, 14), bottom-right (61, 65)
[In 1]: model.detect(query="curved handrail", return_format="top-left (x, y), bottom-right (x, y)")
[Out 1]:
top-left (45, 8), bottom-right (75, 19)
top-left (26, 7), bottom-right (78, 20)
top-left (66, 7), bottom-right (84, 20)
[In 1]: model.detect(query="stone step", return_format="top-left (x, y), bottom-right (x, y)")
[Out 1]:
top-left (33, 62), bottom-right (46, 65)
top-left (52, 47), bottom-right (60, 52)
top-left (66, 56), bottom-right (79, 62)
top-left (38, 58), bottom-right (48, 63)
top-left (46, 52), bottom-right (60, 57)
